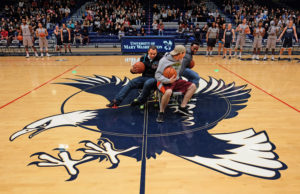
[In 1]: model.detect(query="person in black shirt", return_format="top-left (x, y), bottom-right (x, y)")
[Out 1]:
top-left (218, 23), bottom-right (226, 55)
top-left (194, 23), bottom-right (202, 45)
top-left (107, 46), bottom-right (163, 107)
top-left (74, 28), bottom-right (82, 47)
top-left (127, 25), bottom-right (134, 36)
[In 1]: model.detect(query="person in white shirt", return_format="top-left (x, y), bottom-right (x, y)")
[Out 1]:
top-left (65, 6), bottom-right (71, 17)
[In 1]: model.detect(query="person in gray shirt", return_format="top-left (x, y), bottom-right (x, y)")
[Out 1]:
top-left (155, 45), bottom-right (196, 122)
top-left (180, 42), bottom-right (200, 87)
top-left (206, 22), bottom-right (219, 56)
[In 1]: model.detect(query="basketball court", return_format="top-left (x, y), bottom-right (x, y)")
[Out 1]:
top-left (0, 55), bottom-right (299, 194)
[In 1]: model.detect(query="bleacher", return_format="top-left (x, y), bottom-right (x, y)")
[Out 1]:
top-left (1, 0), bottom-right (299, 56)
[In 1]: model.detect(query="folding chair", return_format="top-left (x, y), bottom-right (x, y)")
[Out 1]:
top-left (0, 39), bottom-right (8, 54)
top-left (47, 39), bottom-right (55, 52)
top-left (157, 81), bottom-right (183, 107)
top-left (9, 40), bottom-right (20, 54)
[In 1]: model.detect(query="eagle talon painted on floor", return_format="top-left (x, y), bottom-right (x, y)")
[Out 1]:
top-left (10, 75), bottom-right (286, 182)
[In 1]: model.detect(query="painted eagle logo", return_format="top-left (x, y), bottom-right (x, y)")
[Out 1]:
top-left (10, 75), bottom-right (286, 182)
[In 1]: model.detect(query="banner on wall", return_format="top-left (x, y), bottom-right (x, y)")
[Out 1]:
top-left (121, 36), bottom-right (175, 53)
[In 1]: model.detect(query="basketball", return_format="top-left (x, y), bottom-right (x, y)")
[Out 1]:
top-left (189, 60), bottom-right (195, 68)
top-left (245, 28), bottom-right (250, 34)
top-left (17, 35), bottom-right (23, 41)
top-left (133, 61), bottom-right (145, 73)
top-left (39, 33), bottom-right (46, 37)
top-left (163, 66), bottom-right (177, 78)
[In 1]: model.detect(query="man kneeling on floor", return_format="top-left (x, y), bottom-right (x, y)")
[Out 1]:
top-left (155, 45), bottom-right (197, 122)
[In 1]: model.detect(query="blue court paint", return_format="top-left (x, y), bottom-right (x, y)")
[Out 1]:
top-left (10, 75), bottom-right (287, 193)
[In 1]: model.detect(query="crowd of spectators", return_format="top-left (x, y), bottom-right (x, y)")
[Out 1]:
top-left (78, 0), bottom-right (146, 39)
top-left (1, 0), bottom-right (299, 47)
top-left (152, 0), bottom-right (299, 44)
top-left (220, 0), bottom-right (300, 34)
top-left (152, 2), bottom-right (210, 24)
top-left (0, 0), bottom-right (78, 46)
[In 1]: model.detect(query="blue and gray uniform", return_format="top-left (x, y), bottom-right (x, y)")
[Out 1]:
top-left (218, 28), bottom-right (225, 43)
top-left (235, 24), bottom-right (248, 48)
top-left (253, 27), bottom-right (264, 48)
top-left (62, 28), bottom-right (70, 44)
top-left (266, 24), bottom-right (278, 49)
top-left (283, 27), bottom-right (294, 48)
top-left (55, 29), bottom-right (62, 45)
top-left (224, 29), bottom-right (233, 48)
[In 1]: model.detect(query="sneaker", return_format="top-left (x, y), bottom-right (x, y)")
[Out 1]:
top-left (228, 56), bottom-right (231, 60)
top-left (252, 55), bottom-right (255, 60)
top-left (288, 58), bottom-right (291, 62)
top-left (35, 52), bottom-right (39, 57)
top-left (106, 99), bottom-right (120, 108)
top-left (263, 56), bottom-right (267, 60)
top-left (41, 53), bottom-right (44, 57)
top-left (131, 99), bottom-right (143, 106)
top-left (178, 106), bottom-right (192, 116)
top-left (26, 53), bottom-right (29, 58)
top-left (278, 57), bottom-right (281, 61)
top-left (256, 56), bottom-right (259, 60)
top-left (222, 56), bottom-right (226, 59)
top-left (271, 56), bottom-right (274, 61)
top-left (156, 112), bottom-right (164, 123)
top-left (46, 53), bottom-right (51, 57)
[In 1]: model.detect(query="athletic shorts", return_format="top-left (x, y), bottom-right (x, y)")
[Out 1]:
top-left (56, 38), bottom-right (62, 46)
top-left (207, 38), bottom-right (216, 47)
top-left (63, 37), bottom-right (70, 44)
top-left (253, 37), bottom-right (262, 48)
top-left (266, 37), bottom-right (276, 49)
top-left (224, 41), bottom-right (232, 48)
top-left (283, 37), bottom-right (293, 48)
top-left (235, 35), bottom-right (246, 48)
top-left (163, 79), bottom-right (192, 94)
top-left (23, 35), bottom-right (33, 47)
top-left (39, 38), bottom-right (48, 48)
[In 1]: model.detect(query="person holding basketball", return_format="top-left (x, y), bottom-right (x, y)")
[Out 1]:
top-left (252, 21), bottom-right (265, 60)
top-left (61, 23), bottom-right (72, 54)
top-left (264, 19), bottom-right (280, 61)
top-left (20, 18), bottom-right (38, 58)
top-left (35, 22), bottom-right (50, 57)
top-left (106, 45), bottom-right (163, 108)
top-left (234, 18), bottom-right (250, 59)
top-left (278, 19), bottom-right (298, 61)
top-left (155, 45), bottom-right (197, 123)
top-left (223, 23), bottom-right (235, 59)
top-left (180, 42), bottom-right (200, 87)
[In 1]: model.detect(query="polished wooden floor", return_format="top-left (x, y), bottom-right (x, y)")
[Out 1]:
top-left (0, 54), bottom-right (299, 194)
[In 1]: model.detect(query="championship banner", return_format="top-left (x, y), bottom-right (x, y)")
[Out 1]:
top-left (121, 36), bottom-right (175, 53)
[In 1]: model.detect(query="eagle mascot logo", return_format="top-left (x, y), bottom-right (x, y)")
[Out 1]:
top-left (10, 75), bottom-right (286, 183)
